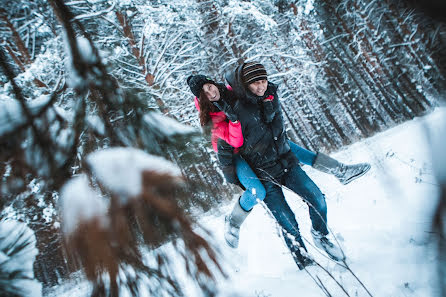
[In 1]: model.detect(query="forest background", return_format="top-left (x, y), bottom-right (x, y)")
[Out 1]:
top-left (0, 0), bottom-right (444, 296)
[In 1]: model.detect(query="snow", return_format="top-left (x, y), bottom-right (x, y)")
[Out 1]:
top-left (425, 107), bottom-right (446, 182)
top-left (62, 35), bottom-right (97, 90)
top-left (59, 174), bottom-right (109, 234)
top-left (76, 36), bottom-right (97, 64)
top-left (304, 0), bottom-right (315, 15)
top-left (143, 111), bottom-right (197, 137)
top-left (49, 108), bottom-right (443, 296)
top-left (223, 1), bottom-right (277, 31)
top-left (0, 220), bottom-right (42, 297)
top-left (86, 147), bottom-right (182, 200)
top-left (0, 95), bottom-right (52, 137)
top-left (60, 147), bottom-right (184, 234)
top-left (86, 114), bottom-right (106, 135)
top-left (212, 107), bottom-right (442, 297)
top-left (143, 21), bottom-right (163, 37)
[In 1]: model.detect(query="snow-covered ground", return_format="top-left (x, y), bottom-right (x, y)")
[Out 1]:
top-left (49, 108), bottom-right (444, 297)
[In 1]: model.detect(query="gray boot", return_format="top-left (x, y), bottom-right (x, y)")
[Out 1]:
top-left (224, 199), bottom-right (250, 248)
top-left (313, 152), bottom-right (371, 185)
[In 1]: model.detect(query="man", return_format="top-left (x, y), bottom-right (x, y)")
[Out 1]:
top-left (223, 62), bottom-right (347, 267)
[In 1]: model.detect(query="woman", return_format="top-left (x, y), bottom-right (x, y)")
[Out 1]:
top-left (187, 74), bottom-right (370, 265)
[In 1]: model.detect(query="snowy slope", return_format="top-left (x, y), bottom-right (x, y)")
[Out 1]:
top-left (49, 108), bottom-right (444, 297)
top-left (211, 108), bottom-right (442, 297)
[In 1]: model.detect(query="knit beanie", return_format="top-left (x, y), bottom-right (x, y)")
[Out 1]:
top-left (187, 75), bottom-right (215, 97)
top-left (242, 62), bottom-right (267, 85)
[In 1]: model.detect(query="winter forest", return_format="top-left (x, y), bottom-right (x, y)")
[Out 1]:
top-left (0, 0), bottom-right (445, 296)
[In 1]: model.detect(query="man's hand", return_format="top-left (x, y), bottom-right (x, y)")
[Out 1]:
top-left (262, 96), bottom-right (275, 123)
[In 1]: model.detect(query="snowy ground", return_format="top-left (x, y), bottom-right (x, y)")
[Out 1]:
top-left (49, 108), bottom-right (444, 297)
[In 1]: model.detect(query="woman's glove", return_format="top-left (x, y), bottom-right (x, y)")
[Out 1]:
top-left (213, 99), bottom-right (238, 123)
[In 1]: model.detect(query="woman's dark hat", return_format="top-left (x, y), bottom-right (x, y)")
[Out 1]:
top-left (187, 75), bottom-right (215, 97)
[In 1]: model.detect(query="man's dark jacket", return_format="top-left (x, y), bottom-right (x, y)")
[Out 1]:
top-left (218, 65), bottom-right (297, 182)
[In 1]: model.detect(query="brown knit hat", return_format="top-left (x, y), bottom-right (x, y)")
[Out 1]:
top-left (242, 62), bottom-right (267, 85)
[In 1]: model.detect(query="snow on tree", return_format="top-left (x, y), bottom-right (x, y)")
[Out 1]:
top-left (60, 147), bottom-right (224, 297)
top-left (0, 220), bottom-right (42, 297)
top-left (0, 0), bottom-right (444, 293)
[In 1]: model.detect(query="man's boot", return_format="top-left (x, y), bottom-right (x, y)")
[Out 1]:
top-left (311, 228), bottom-right (345, 261)
top-left (313, 152), bottom-right (371, 185)
top-left (283, 232), bottom-right (315, 270)
top-left (224, 198), bottom-right (250, 248)
top-left (291, 245), bottom-right (315, 270)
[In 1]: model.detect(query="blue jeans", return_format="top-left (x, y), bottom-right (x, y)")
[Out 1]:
top-left (289, 140), bottom-right (316, 167)
top-left (263, 165), bottom-right (328, 235)
top-left (262, 164), bottom-right (328, 253)
top-left (236, 141), bottom-right (317, 211)
top-left (235, 142), bottom-right (327, 252)
top-left (235, 155), bottom-right (267, 211)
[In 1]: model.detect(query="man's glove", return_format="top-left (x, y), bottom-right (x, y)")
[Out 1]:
top-left (262, 95), bottom-right (275, 123)
top-left (222, 166), bottom-right (246, 190)
top-left (213, 99), bottom-right (238, 123)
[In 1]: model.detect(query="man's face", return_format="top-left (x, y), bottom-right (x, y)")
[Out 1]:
top-left (247, 79), bottom-right (268, 97)
top-left (203, 83), bottom-right (220, 101)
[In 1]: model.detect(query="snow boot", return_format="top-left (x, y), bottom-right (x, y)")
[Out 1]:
top-left (292, 246), bottom-right (315, 270)
top-left (284, 233), bottom-right (315, 270)
top-left (311, 228), bottom-right (345, 262)
top-left (224, 198), bottom-right (250, 248)
top-left (313, 152), bottom-right (371, 185)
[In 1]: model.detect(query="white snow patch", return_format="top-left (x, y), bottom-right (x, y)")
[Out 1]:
top-left (0, 220), bottom-right (38, 277)
top-left (425, 108), bottom-right (446, 182)
top-left (86, 147), bottom-right (182, 199)
top-left (143, 111), bottom-right (196, 137)
top-left (86, 114), bottom-right (106, 135)
top-left (0, 220), bottom-right (42, 297)
top-left (62, 35), bottom-right (97, 90)
top-left (0, 95), bottom-right (52, 136)
top-left (304, 0), bottom-right (315, 15)
top-left (223, 1), bottom-right (277, 31)
top-left (143, 20), bottom-right (164, 36)
top-left (59, 174), bottom-right (109, 234)
top-left (76, 36), bottom-right (97, 64)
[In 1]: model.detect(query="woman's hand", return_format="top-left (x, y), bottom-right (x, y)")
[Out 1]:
top-left (213, 99), bottom-right (238, 122)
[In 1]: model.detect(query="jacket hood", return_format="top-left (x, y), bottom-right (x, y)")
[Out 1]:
top-left (225, 65), bottom-right (246, 102)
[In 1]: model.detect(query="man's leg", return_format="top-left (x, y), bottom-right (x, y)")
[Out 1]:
top-left (263, 181), bottom-right (312, 269)
top-left (283, 165), bottom-right (328, 235)
top-left (284, 165), bottom-right (345, 261)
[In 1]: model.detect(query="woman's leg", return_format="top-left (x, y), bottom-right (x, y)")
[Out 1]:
top-left (288, 140), bottom-right (371, 185)
top-left (224, 156), bottom-right (266, 248)
top-left (288, 140), bottom-right (316, 166)
top-left (234, 156), bottom-right (266, 211)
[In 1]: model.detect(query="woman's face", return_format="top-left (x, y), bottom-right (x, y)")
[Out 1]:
top-left (203, 83), bottom-right (220, 102)
top-left (247, 79), bottom-right (268, 97)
